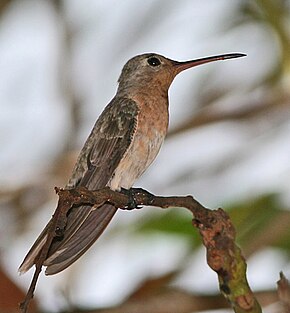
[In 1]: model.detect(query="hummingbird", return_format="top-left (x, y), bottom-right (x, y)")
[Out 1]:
top-left (19, 52), bottom-right (245, 275)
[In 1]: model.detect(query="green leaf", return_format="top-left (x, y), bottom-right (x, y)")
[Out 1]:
top-left (226, 193), bottom-right (290, 256)
top-left (134, 209), bottom-right (201, 248)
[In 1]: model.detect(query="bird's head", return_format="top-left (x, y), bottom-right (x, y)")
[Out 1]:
top-left (117, 52), bottom-right (246, 95)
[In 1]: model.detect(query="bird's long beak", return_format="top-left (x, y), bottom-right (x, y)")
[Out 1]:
top-left (173, 53), bottom-right (246, 74)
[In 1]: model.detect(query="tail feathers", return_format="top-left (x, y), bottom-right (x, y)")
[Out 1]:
top-left (44, 204), bottom-right (117, 275)
top-left (19, 204), bottom-right (117, 275)
top-left (18, 223), bottom-right (50, 274)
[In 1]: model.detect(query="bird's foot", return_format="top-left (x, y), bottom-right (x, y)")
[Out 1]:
top-left (130, 188), bottom-right (155, 204)
top-left (120, 188), bottom-right (143, 210)
top-left (120, 187), bottom-right (155, 210)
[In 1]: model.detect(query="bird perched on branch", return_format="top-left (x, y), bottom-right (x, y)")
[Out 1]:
top-left (19, 52), bottom-right (245, 275)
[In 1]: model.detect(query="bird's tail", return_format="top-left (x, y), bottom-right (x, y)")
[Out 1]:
top-left (18, 219), bottom-right (53, 275)
top-left (19, 204), bottom-right (117, 275)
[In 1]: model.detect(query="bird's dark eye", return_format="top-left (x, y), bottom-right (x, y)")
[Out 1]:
top-left (147, 57), bottom-right (161, 67)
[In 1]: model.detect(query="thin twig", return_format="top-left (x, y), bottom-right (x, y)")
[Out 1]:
top-left (277, 272), bottom-right (290, 313)
top-left (19, 187), bottom-right (75, 313)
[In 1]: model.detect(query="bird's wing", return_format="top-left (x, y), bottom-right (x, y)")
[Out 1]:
top-left (19, 97), bottom-right (139, 274)
top-left (67, 96), bottom-right (139, 190)
top-left (45, 97), bottom-right (139, 250)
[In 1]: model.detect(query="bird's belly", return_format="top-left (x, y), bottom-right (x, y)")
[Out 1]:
top-left (108, 128), bottom-right (165, 190)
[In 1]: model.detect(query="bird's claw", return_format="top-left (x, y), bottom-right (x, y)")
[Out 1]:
top-left (120, 188), bottom-right (142, 210)
top-left (120, 187), bottom-right (155, 210)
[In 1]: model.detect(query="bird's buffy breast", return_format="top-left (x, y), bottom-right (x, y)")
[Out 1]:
top-left (108, 96), bottom-right (169, 191)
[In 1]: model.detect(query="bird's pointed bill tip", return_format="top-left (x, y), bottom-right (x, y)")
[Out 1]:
top-left (223, 53), bottom-right (247, 59)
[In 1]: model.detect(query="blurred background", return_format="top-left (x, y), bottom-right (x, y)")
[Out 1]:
top-left (0, 0), bottom-right (290, 312)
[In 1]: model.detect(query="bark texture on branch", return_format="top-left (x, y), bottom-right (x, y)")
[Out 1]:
top-left (20, 187), bottom-right (262, 313)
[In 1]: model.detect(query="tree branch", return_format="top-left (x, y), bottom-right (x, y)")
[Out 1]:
top-left (20, 187), bottom-right (262, 313)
